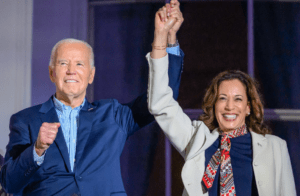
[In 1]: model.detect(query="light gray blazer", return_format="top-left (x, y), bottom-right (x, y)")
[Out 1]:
top-left (146, 53), bottom-right (297, 196)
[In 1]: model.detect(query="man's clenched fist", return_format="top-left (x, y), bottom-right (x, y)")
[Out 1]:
top-left (35, 122), bottom-right (60, 156)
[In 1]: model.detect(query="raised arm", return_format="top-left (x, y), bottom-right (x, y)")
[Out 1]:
top-left (123, 0), bottom-right (184, 136)
top-left (147, 1), bottom-right (204, 157)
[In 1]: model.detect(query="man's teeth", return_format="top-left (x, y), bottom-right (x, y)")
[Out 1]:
top-left (66, 80), bottom-right (77, 83)
top-left (223, 114), bottom-right (237, 119)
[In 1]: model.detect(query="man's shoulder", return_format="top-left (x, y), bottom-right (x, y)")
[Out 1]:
top-left (12, 104), bottom-right (43, 120)
top-left (92, 98), bottom-right (121, 107)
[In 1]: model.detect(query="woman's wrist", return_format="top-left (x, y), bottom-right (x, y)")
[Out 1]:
top-left (153, 31), bottom-right (168, 46)
top-left (151, 33), bottom-right (168, 59)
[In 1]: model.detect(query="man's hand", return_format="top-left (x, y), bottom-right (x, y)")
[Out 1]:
top-left (167, 0), bottom-right (184, 44)
top-left (151, 3), bottom-right (178, 59)
top-left (155, 4), bottom-right (177, 36)
top-left (35, 122), bottom-right (60, 156)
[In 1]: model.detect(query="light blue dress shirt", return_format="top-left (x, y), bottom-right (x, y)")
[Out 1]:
top-left (33, 45), bottom-right (180, 168)
top-left (166, 45), bottom-right (180, 56)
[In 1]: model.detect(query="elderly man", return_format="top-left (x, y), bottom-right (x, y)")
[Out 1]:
top-left (0, 1), bottom-right (183, 195)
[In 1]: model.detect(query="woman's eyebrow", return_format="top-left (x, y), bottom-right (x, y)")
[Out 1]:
top-left (235, 94), bottom-right (243, 97)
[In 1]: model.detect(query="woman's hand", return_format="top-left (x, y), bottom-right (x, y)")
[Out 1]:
top-left (151, 2), bottom-right (179, 59)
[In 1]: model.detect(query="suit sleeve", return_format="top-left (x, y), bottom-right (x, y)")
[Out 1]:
top-left (0, 114), bottom-right (39, 193)
top-left (146, 53), bottom-right (199, 157)
top-left (280, 140), bottom-right (297, 195)
top-left (116, 51), bottom-right (184, 137)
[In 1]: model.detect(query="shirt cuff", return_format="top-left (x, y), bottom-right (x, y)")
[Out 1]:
top-left (33, 145), bottom-right (45, 166)
top-left (166, 45), bottom-right (180, 56)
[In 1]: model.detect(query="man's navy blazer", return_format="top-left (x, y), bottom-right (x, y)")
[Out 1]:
top-left (0, 53), bottom-right (184, 196)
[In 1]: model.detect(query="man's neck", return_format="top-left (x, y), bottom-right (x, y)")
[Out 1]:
top-left (55, 93), bottom-right (85, 109)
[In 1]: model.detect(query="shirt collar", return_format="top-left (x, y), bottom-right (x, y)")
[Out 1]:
top-left (53, 95), bottom-right (86, 113)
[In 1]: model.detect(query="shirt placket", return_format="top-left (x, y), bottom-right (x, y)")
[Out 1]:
top-left (70, 109), bottom-right (78, 172)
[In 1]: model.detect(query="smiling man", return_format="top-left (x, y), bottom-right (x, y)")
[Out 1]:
top-left (0, 3), bottom-right (184, 194)
top-left (50, 41), bottom-right (95, 109)
top-left (1, 39), bottom-right (183, 195)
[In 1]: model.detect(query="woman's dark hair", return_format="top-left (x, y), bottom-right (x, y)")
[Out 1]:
top-left (199, 70), bottom-right (271, 135)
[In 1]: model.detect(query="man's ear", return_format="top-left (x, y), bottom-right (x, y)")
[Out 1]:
top-left (49, 66), bottom-right (55, 83)
top-left (88, 67), bottom-right (95, 84)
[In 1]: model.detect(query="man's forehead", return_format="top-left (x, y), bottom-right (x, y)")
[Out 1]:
top-left (57, 42), bottom-right (89, 52)
top-left (55, 42), bottom-right (90, 60)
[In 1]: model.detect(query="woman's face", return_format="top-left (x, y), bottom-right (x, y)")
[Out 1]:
top-left (215, 79), bottom-right (250, 132)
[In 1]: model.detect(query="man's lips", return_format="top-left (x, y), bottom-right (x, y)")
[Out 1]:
top-left (65, 79), bottom-right (78, 83)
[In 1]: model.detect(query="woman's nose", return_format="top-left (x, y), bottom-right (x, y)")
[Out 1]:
top-left (225, 99), bottom-right (234, 110)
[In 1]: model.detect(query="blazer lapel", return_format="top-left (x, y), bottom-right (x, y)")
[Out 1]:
top-left (250, 131), bottom-right (268, 162)
top-left (75, 101), bottom-right (96, 168)
top-left (39, 97), bottom-right (72, 172)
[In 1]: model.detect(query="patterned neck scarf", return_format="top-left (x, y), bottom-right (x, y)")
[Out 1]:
top-left (202, 124), bottom-right (248, 196)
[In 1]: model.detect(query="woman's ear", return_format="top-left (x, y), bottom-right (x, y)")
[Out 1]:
top-left (247, 102), bottom-right (251, 116)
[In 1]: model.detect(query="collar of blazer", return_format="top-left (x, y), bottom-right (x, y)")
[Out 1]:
top-left (185, 125), bottom-right (268, 161)
top-left (250, 130), bottom-right (268, 161)
top-left (39, 95), bottom-right (96, 114)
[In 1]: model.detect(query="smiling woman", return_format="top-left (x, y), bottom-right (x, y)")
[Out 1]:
top-left (147, 39), bottom-right (296, 196)
top-left (200, 70), bottom-right (270, 135)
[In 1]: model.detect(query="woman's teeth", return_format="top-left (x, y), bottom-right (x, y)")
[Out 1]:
top-left (223, 114), bottom-right (237, 120)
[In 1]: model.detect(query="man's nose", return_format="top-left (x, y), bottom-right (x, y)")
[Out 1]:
top-left (66, 63), bottom-right (76, 75)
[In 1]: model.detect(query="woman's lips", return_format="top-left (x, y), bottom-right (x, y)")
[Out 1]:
top-left (222, 114), bottom-right (237, 121)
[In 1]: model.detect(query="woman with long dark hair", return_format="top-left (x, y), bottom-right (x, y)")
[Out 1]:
top-left (147, 1), bottom-right (296, 195)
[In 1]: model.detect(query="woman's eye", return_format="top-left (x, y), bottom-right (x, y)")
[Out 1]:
top-left (219, 97), bottom-right (226, 100)
top-left (235, 98), bottom-right (242, 101)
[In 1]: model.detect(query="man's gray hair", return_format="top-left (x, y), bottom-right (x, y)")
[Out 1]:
top-left (49, 38), bottom-right (94, 68)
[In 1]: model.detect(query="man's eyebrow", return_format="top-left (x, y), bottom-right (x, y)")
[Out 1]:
top-left (57, 59), bottom-right (68, 62)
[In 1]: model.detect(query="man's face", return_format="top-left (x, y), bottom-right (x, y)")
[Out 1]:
top-left (49, 42), bottom-right (95, 101)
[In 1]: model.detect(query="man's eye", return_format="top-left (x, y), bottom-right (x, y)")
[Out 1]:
top-left (60, 62), bottom-right (67, 66)
top-left (77, 63), bottom-right (83, 66)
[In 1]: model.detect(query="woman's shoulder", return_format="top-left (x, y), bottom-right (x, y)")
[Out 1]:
top-left (191, 120), bottom-right (219, 139)
top-left (191, 120), bottom-right (213, 134)
top-left (191, 120), bottom-right (205, 128)
top-left (264, 134), bottom-right (287, 146)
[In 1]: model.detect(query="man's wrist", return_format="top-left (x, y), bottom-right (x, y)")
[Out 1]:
top-left (167, 33), bottom-right (177, 45)
top-left (35, 143), bottom-right (45, 157)
top-left (167, 40), bottom-right (179, 48)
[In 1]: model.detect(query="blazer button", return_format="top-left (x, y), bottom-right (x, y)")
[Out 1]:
top-left (258, 181), bottom-right (263, 186)
top-left (254, 162), bottom-right (258, 166)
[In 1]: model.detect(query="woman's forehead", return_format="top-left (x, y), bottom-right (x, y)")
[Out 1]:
top-left (218, 79), bottom-right (247, 96)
